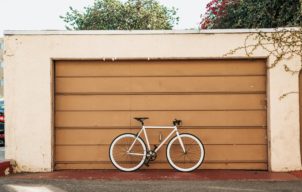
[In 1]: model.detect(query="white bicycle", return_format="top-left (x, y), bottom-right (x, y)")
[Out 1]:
top-left (109, 117), bottom-right (205, 172)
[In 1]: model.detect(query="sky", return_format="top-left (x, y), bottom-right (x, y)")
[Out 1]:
top-left (0, 0), bottom-right (210, 36)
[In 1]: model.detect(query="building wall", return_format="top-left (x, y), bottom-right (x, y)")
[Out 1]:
top-left (3, 30), bottom-right (302, 172)
top-left (0, 38), bottom-right (3, 98)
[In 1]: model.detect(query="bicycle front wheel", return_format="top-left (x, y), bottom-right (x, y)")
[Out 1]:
top-left (109, 133), bottom-right (146, 172)
top-left (167, 133), bottom-right (205, 172)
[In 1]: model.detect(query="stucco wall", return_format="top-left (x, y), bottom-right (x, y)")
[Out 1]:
top-left (3, 30), bottom-right (302, 172)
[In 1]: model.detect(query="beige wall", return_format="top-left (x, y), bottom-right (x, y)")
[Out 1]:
top-left (0, 38), bottom-right (3, 97)
top-left (3, 30), bottom-right (302, 172)
top-left (0, 38), bottom-right (3, 61)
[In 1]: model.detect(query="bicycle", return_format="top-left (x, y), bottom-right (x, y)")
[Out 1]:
top-left (109, 117), bottom-right (205, 172)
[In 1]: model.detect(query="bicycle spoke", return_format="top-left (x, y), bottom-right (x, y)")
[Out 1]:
top-left (111, 127), bottom-right (204, 172)
top-left (167, 134), bottom-right (204, 172)
top-left (110, 134), bottom-right (146, 171)
top-left (186, 141), bottom-right (195, 151)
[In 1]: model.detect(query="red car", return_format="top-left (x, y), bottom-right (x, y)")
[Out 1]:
top-left (0, 100), bottom-right (4, 146)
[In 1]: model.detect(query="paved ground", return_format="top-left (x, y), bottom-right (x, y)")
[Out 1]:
top-left (0, 147), bottom-right (4, 160)
top-left (1, 179), bottom-right (302, 192)
top-left (0, 170), bottom-right (301, 191)
top-left (1, 170), bottom-right (302, 191)
top-left (8, 170), bottom-right (302, 181)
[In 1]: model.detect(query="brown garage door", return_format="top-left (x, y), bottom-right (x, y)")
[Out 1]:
top-left (54, 59), bottom-right (267, 170)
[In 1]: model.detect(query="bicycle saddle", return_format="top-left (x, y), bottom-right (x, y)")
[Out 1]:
top-left (134, 117), bottom-right (149, 125)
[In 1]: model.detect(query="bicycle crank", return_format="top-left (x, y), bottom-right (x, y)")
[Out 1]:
top-left (144, 150), bottom-right (157, 166)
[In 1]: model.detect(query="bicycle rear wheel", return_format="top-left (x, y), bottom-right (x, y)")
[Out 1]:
top-left (167, 133), bottom-right (205, 172)
top-left (109, 133), bottom-right (146, 172)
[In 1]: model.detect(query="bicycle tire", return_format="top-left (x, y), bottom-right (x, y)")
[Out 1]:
top-left (109, 133), bottom-right (147, 172)
top-left (166, 133), bottom-right (205, 172)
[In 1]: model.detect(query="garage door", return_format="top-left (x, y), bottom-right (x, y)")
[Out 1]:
top-left (54, 59), bottom-right (267, 170)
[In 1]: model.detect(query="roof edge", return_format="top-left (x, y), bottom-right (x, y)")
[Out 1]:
top-left (4, 27), bottom-right (301, 35)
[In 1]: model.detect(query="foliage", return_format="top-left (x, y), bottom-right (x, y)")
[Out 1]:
top-left (200, 0), bottom-right (301, 29)
top-left (200, 0), bottom-right (233, 29)
top-left (229, 28), bottom-right (302, 100)
top-left (199, 1), bottom-right (301, 99)
top-left (226, 28), bottom-right (302, 72)
top-left (201, 0), bottom-right (302, 74)
top-left (61, 0), bottom-right (178, 30)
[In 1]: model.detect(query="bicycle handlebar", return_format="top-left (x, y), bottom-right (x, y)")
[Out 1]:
top-left (173, 119), bottom-right (182, 126)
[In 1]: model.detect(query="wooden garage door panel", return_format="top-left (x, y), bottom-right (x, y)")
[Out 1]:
top-left (56, 60), bottom-right (266, 77)
top-left (55, 111), bottom-right (266, 127)
top-left (56, 94), bottom-right (266, 111)
top-left (54, 59), bottom-right (267, 170)
top-left (55, 145), bottom-right (267, 162)
top-left (56, 128), bottom-right (267, 145)
top-left (56, 76), bottom-right (265, 94)
top-left (55, 162), bottom-right (268, 170)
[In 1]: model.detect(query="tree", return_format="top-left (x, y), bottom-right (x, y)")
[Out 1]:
top-left (300, 0), bottom-right (302, 16)
top-left (200, 0), bottom-right (231, 29)
top-left (200, 0), bottom-right (301, 29)
top-left (61, 0), bottom-right (178, 30)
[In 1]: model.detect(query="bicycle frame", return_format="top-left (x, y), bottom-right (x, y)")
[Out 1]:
top-left (127, 125), bottom-right (186, 156)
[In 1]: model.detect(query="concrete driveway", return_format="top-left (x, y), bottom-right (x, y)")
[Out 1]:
top-left (1, 179), bottom-right (302, 192)
top-left (1, 170), bottom-right (302, 192)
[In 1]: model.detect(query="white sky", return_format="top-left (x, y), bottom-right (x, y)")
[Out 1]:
top-left (0, 0), bottom-right (210, 36)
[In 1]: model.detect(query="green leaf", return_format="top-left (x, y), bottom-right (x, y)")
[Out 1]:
top-left (61, 0), bottom-right (178, 30)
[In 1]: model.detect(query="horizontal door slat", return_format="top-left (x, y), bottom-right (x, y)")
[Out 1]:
top-left (55, 111), bottom-right (266, 127)
top-left (56, 76), bottom-right (266, 94)
top-left (56, 60), bottom-right (266, 77)
top-left (56, 94), bottom-right (266, 111)
top-left (55, 162), bottom-right (267, 170)
top-left (55, 145), bottom-right (267, 162)
top-left (55, 128), bottom-right (267, 145)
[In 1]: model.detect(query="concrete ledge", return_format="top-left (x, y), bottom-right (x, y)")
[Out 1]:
top-left (3, 27), bottom-right (301, 35)
top-left (0, 160), bottom-right (13, 176)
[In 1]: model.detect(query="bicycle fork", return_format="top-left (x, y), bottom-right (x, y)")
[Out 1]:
top-left (176, 131), bottom-right (186, 153)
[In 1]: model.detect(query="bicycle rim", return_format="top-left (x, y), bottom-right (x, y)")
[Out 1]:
top-left (167, 134), bottom-right (205, 172)
top-left (109, 134), bottom-right (146, 172)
